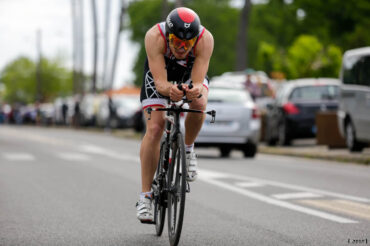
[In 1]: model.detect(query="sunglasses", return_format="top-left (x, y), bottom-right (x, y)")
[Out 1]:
top-left (169, 33), bottom-right (197, 51)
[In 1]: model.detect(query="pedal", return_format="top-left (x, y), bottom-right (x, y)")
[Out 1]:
top-left (186, 181), bottom-right (190, 193)
top-left (140, 220), bottom-right (156, 224)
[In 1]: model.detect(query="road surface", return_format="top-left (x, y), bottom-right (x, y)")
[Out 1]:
top-left (0, 126), bottom-right (369, 245)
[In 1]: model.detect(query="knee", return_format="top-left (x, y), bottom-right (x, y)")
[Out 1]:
top-left (146, 122), bottom-right (164, 141)
top-left (190, 97), bottom-right (207, 111)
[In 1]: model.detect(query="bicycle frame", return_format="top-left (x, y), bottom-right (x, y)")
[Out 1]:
top-left (147, 91), bottom-right (216, 245)
top-left (147, 99), bottom-right (215, 168)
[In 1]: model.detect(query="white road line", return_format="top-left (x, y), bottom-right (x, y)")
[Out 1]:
top-left (272, 192), bottom-right (323, 200)
top-left (234, 182), bottom-right (265, 188)
top-left (68, 146), bottom-right (370, 206)
top-left (199, 169), bottom-right (358, 224)
top-left (3, 153), bottom-right (35, 161)
top-left (57, 153), bottom-right (90, 161)
top-left (199, 169), bottom-right (370, 203)
top-left (298, 200), bottom-right (370, 221)
top-left (79, 144), bottom-right (140, 163)
top-left (0, 128), bottom-right (72, 147)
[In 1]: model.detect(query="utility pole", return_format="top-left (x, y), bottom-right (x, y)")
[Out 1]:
top-left (175, 0), bottom-right (183, 7)
top-left (161, 0), bottom-right (169, 20)
top-left (71, 0), bottom-right (78, 94)
top-left (36, 29), bottom-right (42, 102)
top-left (235, 0), bottom-right (252, 71)
top-left (91, 0), bottom-right (98, 93)
top-left (103, 0), bottom-right (112, 90)
top-left (109, 0), bottom-right (125, 90)
top-left (77, 0), bottom-right (85, 94)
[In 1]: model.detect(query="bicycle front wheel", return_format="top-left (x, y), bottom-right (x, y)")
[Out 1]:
top-left (167, 133), bottom-right (186, 246)
top-left (153, 141), bottom-right (166, 236)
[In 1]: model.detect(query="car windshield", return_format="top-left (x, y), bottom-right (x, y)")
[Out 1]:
top-left (208, 88), bottom-right (251, 103)
top-left (289, 85), bottom-right (339, 101)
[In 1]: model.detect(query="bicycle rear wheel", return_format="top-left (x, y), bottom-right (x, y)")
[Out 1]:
top-left (153, 141), bottom-right (166, 236)
top-left (167, 133), bottom-right (186, 246)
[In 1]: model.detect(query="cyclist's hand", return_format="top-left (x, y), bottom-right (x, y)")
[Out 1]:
top-left (185, 83), bottom-right (202, 100)
top-left (170, 84), bottom-right (185, 102)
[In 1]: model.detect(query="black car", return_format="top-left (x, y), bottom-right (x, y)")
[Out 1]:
top-left (264, 78), bottom-right (340, 146)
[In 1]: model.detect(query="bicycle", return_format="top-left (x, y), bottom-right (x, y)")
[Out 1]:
top-left (146, 83), bottom-right (216, 246)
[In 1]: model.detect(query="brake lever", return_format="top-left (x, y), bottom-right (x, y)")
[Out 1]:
top-left (146, 107), bottom-right (152, 120)
top-left (208, 110), bottom-right (216, 123)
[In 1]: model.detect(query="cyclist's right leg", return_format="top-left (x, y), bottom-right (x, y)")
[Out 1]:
top-left (137, 61), bottom-right (167, 222)
top-left (137, 107), bottom-right (165, 222)
top-left (140, 107), bottom-right (165, 194)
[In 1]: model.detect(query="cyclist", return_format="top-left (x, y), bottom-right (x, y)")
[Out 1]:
top-left (136, 7), bottom-right (214, 223)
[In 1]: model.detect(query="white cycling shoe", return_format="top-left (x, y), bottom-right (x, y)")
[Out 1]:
top-left (136, 196), bottom-right (154, 223)
top-left (186, 151), bottom-right (198, 182)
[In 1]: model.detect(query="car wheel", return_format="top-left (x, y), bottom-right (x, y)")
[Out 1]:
top-left (278, 123), bottom-right (291, 146)
top-left (243, 143), bottom-right (257, 158)
top-left (219, 147), bottom-right (231, 158)
top-left (345, 121), bottom-right (363, 152)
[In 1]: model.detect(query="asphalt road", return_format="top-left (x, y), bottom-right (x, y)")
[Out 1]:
top-left (0, 126), bottom-right (369, 246)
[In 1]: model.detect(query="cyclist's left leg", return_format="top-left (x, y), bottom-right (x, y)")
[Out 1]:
top-left (184, 84), bottom-right (208, 181)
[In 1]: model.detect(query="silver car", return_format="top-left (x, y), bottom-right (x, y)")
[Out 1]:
top-left (192, 86), bottom-right (260, 158)
top-left (337, 47), bottom-right (370, 152)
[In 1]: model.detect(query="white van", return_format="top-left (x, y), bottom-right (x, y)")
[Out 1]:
top-left (337, 47), bottom-right (370, 152)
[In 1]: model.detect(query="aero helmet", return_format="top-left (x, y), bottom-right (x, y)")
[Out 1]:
top-left (165, 7), bottom-right (200, 40)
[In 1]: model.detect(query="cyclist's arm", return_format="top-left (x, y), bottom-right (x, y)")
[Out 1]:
top-left (145, 25), bottom-right (172, 97)
top-left (191, 30), bottom-right (214, 91)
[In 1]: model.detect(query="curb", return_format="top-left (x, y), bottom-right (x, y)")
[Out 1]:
top-left (259, 146), bottom-right (370, 166)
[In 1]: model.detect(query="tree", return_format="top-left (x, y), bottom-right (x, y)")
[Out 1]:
top-left (126, 0), bottom-right (164, 87)
top-left (285, 35), bottom-right (323, 79)
top-left (255, 41), bottom-right (277, 76)
top-left (247, 0), bottom-right (299, 70)
top-left (0, 56), bottom-right (73, 104)
top-left (283, 35), bottom-right (341, 79)
top-left (292, 0), bottom-right (370, 49)
top-left (125, 0), bottom-right (361, 84)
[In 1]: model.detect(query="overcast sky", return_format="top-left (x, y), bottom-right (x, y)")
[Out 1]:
top-left (0, 0), bottom-right (256, 89)
top-left (0, 0), bottom-right (139, 89)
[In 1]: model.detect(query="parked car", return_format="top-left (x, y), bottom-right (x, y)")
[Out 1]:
top-left (79, 94), bottom-right (104, 126)
top-left (189, 85), bottom-right (260, 158)
top-left (97, 94), bottom-right (141, 129)
top-left (112, 95), bottom-right (141, 128)
top-left (53, 96), bottom-right (78, 126)
top-left (39, 103), bottom-right (55, 125)
top-left (337, 47), bottom-right (370, 152)
top-left (211, 71), bottom-right (276, 112)
top-left (132, 108), bottom-right (145, 133)
top-left (19, 104), bottom-right (37, 124)
top-left (264, 78), bottom-right (340, 146)
top-left (96, 94), bottom-right (110, 128)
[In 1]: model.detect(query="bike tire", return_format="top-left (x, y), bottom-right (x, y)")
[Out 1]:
top-left (167, 133), bottom-right (186, 246)
top-left (153, 141), bottom-right (166, 236)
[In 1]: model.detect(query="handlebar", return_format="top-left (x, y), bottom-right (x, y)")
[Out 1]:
top-left (146, 81), bottom-right (215, 123)
top-left (177, 82), bottom-right (203, 100)
top-left (147, 106), bottom-right (216, 124)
